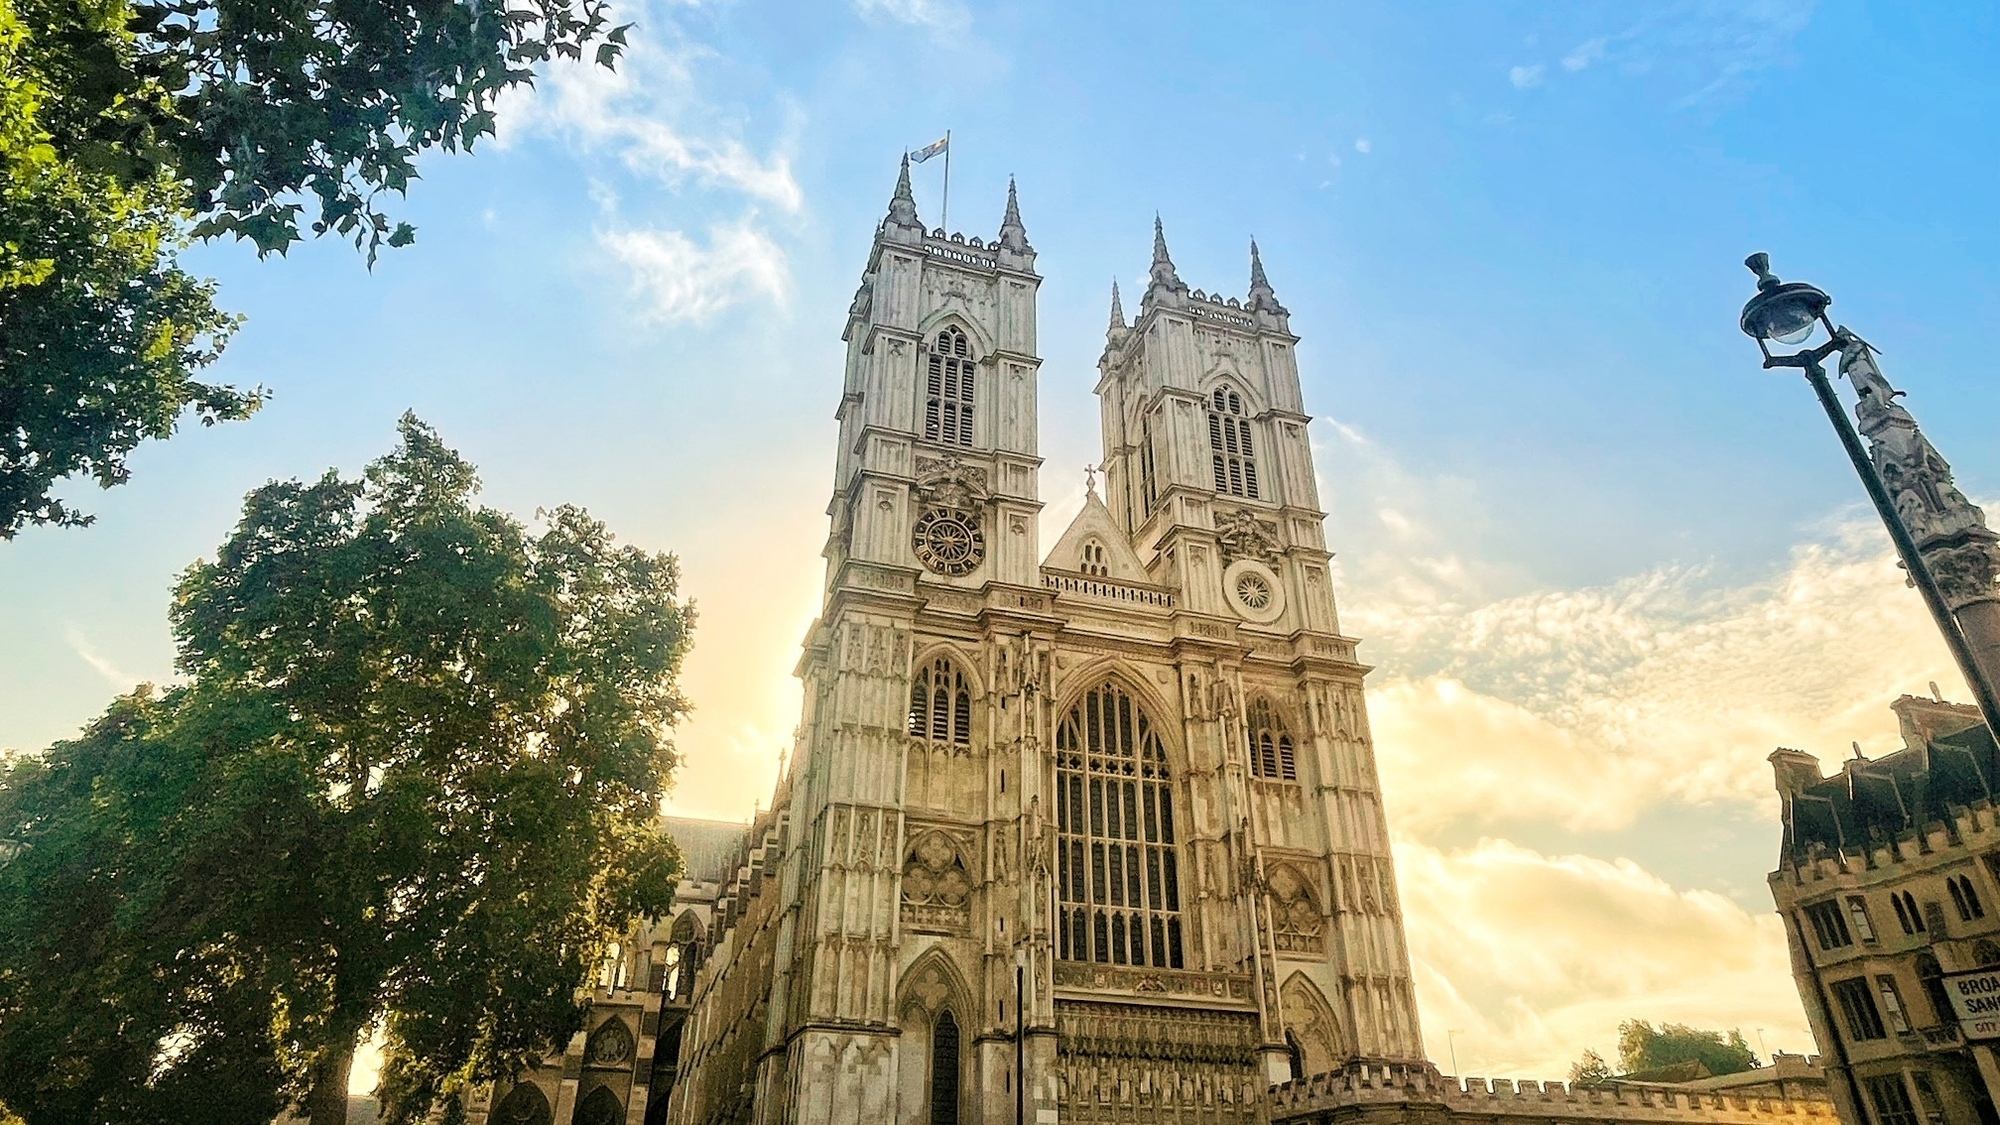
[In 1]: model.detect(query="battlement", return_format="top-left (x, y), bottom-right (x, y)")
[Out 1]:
top-left (1267, 1061), bottom-right (1837, 1124)
top-left (1775, 792), bottom-right (2000, 890)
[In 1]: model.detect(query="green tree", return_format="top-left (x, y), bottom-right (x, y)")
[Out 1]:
top-left (1568, 1048), bottom-right (1613, 1086)
top-left (0, 0), bottom-right (630, 537)
top-left (0, 415), bottom-right (693, 1125)
top-left (1616, 1020), bottom-right (1760, 1077)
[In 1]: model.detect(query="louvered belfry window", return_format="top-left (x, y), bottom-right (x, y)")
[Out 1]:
top-left (1055, 681), bottom-right (1185, 968)
top-left (925, 326), bottom-right (976, 448)
top-left (1247, 698), bottom-right (1298, 781)
top-left (908, 656), bottom-right (973, 746)
top-left (1207, 387), bottom-right (1259, 499)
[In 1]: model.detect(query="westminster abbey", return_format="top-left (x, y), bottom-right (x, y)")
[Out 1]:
top-left (460, 163), bottom-right (1840, 1125)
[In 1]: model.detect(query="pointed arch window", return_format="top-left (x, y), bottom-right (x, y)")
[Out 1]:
top-left (1080, 539), bottom-right (1110, 578)
top-left (1054, 681), bottom-right (1185, 968)
top-left (1247, 697), bottom-right (1298, 781)
top-left (909, 656), bottom-right (973, 746)
top-left (1207, 387), bottom-right (1259, 500)
top-left (1139, 415), bottom-right (1159, 516)
top-left (494, 1083), bottom-right (552, 1125)
top-left (926, 326), bottom-right (976, 448)
top-left (930, 1009), bottom-right (961, 1125)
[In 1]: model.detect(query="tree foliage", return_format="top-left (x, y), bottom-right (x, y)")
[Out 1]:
top-left (0, 0), bottom-right (630, 537)
top-left (1568, 1048), bottom-right (1613, 1086)
top-left (1616, 1020), bottom-right (1760, 1078)
top-left (0, 415), bottom-right (693, 1125)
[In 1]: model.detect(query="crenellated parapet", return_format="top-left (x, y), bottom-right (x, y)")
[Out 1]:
top-left (1268, 1060), bottom-right (1839, 1125)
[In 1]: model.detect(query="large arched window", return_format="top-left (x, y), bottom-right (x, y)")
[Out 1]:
top-left (925, 326), bottom-right (976, 448)
top-left (576, 1086), bottom-right (623, 1125)
top-left (1207, 387), bottom-right (1259, 500)
top-left (908, 656), bottom-right (973, 746)
top-left (1055, 680), bottom-right (1184, 968)
top-left (1247, 697), bottom-right (1297, 781)
top-left (494, 1083), bottom-right (552, 1125)
top-left (929, 1010), bottom-right (961, 1125)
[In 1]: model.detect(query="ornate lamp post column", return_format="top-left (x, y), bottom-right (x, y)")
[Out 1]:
top-left (1738, 253), bottom-right (2000, 742)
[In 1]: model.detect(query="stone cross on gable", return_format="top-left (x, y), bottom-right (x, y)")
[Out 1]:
top-left (1084, 463), bottom-right (1101, 496)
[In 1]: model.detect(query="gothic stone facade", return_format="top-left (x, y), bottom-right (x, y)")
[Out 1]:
top-left (655, 163), bottom-right (1421, 1125)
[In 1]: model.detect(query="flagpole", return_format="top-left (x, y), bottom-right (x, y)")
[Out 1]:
top-left (941, 129), bottom-right (951, 232)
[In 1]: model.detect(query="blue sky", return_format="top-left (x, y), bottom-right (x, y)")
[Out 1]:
top-left (6, 0), bottom-right (2000, 1082)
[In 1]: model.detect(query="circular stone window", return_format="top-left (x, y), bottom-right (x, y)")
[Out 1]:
top-left (912, 508), bottom-right (985, 576)
top-left (1222, 558), bottom-right (1286, 624)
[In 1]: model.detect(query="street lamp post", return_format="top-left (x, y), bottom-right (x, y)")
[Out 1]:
top-left (1737, 252), bottom-right (2000, 745)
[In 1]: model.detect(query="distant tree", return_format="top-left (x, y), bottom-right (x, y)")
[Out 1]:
top-left (1569, 1048), bottom-right (1613, 1086)
top-left (0, 415), bottom-right (693, 1125)
top-left (1, 0), bottom-right (631, 537)
top-left (1617, 1020), bottom-right (1760, 1077)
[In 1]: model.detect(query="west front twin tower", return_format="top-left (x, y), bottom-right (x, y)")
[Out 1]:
top-left (666, 160), bottom-right (1424, 1125)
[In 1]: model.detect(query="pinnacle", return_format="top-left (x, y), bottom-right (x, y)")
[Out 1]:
top-left (1147, 213), bottom-right (1184, 296)
top-left (1108, 279), bottom-right (1126, 335)
top-left (998, 174), bottom-right (1030, 252)
top-left (885, 152), bottom-right (920, 229)
top-left (1250, 238), bottom-right (1270, 291)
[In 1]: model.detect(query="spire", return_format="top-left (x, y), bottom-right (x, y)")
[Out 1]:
top-left (1146, 213), bottom-right (1185, 301)
top-left (1844, 335), bottom-right (2000, 613)
top-left (998, 175), bottom-right (1030, 253)
top-left (1107, 279), bottom-right (1126, 336)
top-left (1248, 237), bottom-right (1285, 314)
top-left (885, 153), bottom-right (920, 231)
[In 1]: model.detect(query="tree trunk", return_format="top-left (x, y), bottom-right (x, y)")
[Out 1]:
top-left (305, 1032), bottom-right (358, 1125)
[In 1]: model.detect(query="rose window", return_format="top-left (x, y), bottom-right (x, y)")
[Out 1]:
top-left (913, 508), bottom-right (985, 576)
top-left (1235, 572), bottom-right (1272, 609)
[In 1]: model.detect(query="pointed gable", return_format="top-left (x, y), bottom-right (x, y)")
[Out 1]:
top-left (1042, 490), bottom-right (1149, 582)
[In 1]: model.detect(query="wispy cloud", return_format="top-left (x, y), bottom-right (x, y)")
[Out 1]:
top-left (1354, 137), bottom-right (1373, 155)
top-left (1562, 36), bottom-right (1608, 72)
top-left (599, 219), bottom-right (790, 324)
top-left (852, 0), bottom-right (971, 35)
top-left (1508, 64), bottom-right (1545, 89)
top-left (64, 627), bottom-right (134, 690)
top-left (1506, 2), bottom-right (1814, 107)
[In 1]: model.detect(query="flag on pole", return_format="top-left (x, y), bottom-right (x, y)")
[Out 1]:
top-left (910, 134), bottom-right (949, 163)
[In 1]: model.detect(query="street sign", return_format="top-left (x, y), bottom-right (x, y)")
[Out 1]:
top-left (1942, 968), bottom-right (2000, 1039)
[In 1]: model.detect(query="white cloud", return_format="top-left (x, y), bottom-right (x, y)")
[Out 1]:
top-left (1509, 64), bottom-right (1546, 89)
top-left (852, 0), bottom-right (970, 35)
top-left (1563, 37), bottom-right (1608, 71)
top-left (64, 627), bottom-right (134, 690)
top-left (1402, 838), bottom-right (1811, 1078)
top-left (1354, 137), bottom-right (1373, 155)
top-left (599, 219), bottom-right (790, 323)
top-left (499, 18), bottom-right (802, 213)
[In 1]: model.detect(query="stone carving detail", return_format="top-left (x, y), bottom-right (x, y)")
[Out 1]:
top-left (1055, 1000), bottom-right (1259, 1125)
top-left (900, 830), bottom-right (972, 932)
top-left (583, 1017), bottom-right (634, 1067)
top-left (1052, 961), bottom-right (1253, 1002)
top-left (1279, 974), bottom-right (1343, 1077)
top-left (1844, 335), bottom-right (2000, 607)
top-left (914, 453), bottom-right (989, 512)
top-left (1215, 508), bottom-right (1282, 566)
top-left (912, 508), bottom-right (985, 577)
top-left (1266, 863), bottom-right (1325, 955)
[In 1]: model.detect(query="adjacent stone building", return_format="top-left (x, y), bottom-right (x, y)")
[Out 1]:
top-left (1770, 696), bottom-right (2000, 1125)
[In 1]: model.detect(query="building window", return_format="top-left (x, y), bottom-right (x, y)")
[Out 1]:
top-left (1806, 900), bottom-right (1855, 951)
top-left (925, 326), bottom-right (976, 448)
top-left (1139, 416), bottom-right (1159, 516)
top-left (576, 1087), bottom-right (623, 1125)
top-left (1849, 897), bottom-right (1878, 944)
top-left (495, 1084), bottom-right (552, 1125)
top-left (930, 1009), bottom-right (961, 1125)
top-left (1911, 1072), bottom-right (1948, 1125)
top-left (1866, 1075), bottom-right (1920, 1125)
top-left (1950, 875), bottom-right (1986, 922)
top-left (1285, 1031), bottom-right (1306, 1082)
top-left (1833, 977), bottom-right (1888, 1041)
top-left (1207, 387), bottom-right (1259, 500)
top-left (1080, 539), bottom-right (1110, 578)
top-left (1054, 680), bottom-right (1185, 969)
top-left (1247, 697), bottom-right (1298, 781)
top-left (1894, 890), bottom-right (1927, 936)
top-left (908, 656), bottom-right (973, 746)
top-left (1878, 976), bottom-right (1912, 1034)
top-left (1918, 954), bottom-right (1955, 1026)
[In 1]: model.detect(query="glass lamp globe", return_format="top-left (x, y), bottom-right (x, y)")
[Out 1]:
top-left (1740, 253), bottom-right (1832, 348)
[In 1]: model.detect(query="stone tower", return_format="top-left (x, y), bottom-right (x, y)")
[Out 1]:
top-left (663, 169), bottom-right (1426, 1125)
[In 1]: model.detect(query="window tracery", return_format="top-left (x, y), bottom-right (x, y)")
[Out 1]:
top-left (494, 1084), bottom-right (552, 1125)
top-left (925, 326), bottom-right (976, 448)
top-left (576, 1086), bottom-right (622, 1125)
top-left (1247, 697), bottom-right (1298, 781)
top-left (908, 656), bottom-right (973, 747)
top-left (1207, 387), bottom-right (1259, 500)
top-left (1055, 681), bottom-right (1185, 968)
